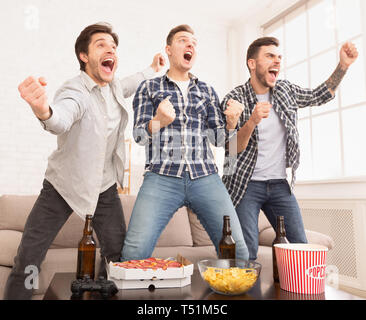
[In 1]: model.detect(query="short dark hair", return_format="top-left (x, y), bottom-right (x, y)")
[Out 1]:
top-left (166, 24), bottom-right (194, 45)
top-left (246, 37), bottom-right (279, 72)
top-left (75, 22), bottom-right (119, 71)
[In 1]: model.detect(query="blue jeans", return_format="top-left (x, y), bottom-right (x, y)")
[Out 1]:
top-left (122, 171), bottom-right (249, 261)
top-left (236, 179), bottom-right (307, 260)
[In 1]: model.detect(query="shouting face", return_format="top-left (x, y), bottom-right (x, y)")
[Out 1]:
top-left (80, 32), bottom-right (118, 86)
top-left (249, 45), bottom-right (282, 89)
top-left (166, 31), bottom-right (197, 73)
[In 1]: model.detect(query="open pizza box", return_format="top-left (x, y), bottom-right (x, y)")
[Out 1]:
top-left (107, 254), bottom-right (194, 289)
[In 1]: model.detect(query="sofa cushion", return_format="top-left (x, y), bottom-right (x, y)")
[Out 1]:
top-left (0, 195), bottom-right (38, 231)
top-left (258, 211), bottom-right (271, 233)
top-left (51, 213), bottom-right (101, 248)
top-left (0, 195), bottom-right (98, 248)
top-left (0, 230), bottom-right (22, 266)
top-left (120, 195), bottom-right (193, 247)
top-left (187, 209), bottom-right (213, 247)
top-left (258, 227), bottom-right (334, 250)
top-left (0, 266), bottom-right (12, 300)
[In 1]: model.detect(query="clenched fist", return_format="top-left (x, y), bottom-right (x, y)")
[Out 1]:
top-left (18, 76), bottom-right (51, 120)
top-left (340, 42), bottom-right (358, 70)
top-left (250, 102), bottom-right (272, 126)
top-left (224, 99), bottom-right (244, 129)
top-left (150, 53), bottom-right (166, 73)
top-left (149, 97), bottom-right (176, 133)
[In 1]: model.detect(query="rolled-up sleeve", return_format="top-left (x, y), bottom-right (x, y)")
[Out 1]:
top-left (290, 81), bottom-right (334, 108)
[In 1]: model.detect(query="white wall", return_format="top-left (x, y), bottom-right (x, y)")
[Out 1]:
top-left (0, 0), bottom-right (233, 196)
top-left (2, 0), bottom-right (365, 199)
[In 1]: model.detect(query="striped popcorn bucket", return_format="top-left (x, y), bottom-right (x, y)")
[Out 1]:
top-left (274, 244), bottom-right (328, 295)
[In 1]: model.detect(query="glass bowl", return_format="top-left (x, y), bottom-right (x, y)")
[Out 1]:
top-left (197, 259), bottom-right (261, 296)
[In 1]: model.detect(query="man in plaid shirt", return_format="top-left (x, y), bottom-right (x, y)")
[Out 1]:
top-left (222, 37), bottom-right (358, 260)
top-left (121, 25), bottom-right (249, 261)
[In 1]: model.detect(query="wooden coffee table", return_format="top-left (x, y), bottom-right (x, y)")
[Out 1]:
top-left (43, 266), bottom-right (363, 300)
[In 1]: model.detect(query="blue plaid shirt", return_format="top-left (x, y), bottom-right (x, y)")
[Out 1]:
top-left (133, 73), bottom-right (233, 179)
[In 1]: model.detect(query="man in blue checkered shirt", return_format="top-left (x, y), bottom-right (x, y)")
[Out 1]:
top-left (221, 37), bottom-right (358, 261)
top-left (121, 25), bottom-right (249, 261)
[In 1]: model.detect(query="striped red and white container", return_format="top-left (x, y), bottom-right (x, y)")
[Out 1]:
top-left (274, 244), bottom-right (328, 295)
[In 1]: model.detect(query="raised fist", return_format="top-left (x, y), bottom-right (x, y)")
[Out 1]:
top-left (154, 97), bottom-right (176, 129)
top-left (250, 102), bottom-right (272, 126)
top-left (18, 76), bottom-right (51, 120)
top-left (340, 42), bottom-right (358, 69)
top-left (224, 99), bottom-right (244, 129)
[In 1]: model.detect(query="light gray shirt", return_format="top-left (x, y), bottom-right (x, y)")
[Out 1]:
top-left (100, 84), bottom-right (121, 192)
top-left (251, 91), bottom-right (287, 181)
top-left (40, 68), bottom-right (155, 218)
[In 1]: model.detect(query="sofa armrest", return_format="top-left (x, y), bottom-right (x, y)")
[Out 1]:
top-left (258, 227), bottom-right (334, 250)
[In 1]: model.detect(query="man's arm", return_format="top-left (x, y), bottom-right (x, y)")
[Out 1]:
top-left (227, 102), bottom-right (271, 155)
top-left (220, 91), bottom-right (271, 155)
top-left (289, 42), bottom-right (358, 108)
top-left (18, 76), bottom-right (84, 135)
top-left (325, 42), bottom-right (358, 96)
top-left (120, 53), bottom-right (165, 98)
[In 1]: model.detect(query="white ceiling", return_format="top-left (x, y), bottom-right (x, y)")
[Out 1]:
top-left (132, 0), bottom-right (275, 26)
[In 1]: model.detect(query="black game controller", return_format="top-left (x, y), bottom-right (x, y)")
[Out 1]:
top-left (71, 276), bottom-right (118, 299)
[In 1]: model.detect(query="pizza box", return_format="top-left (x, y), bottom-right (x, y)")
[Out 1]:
top-left (109, 275), bottom-right (192, 290)
top-left (107, 255), bottom-right (194, 289)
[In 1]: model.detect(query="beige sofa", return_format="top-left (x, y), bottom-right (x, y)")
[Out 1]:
top-left (0, 194), bottom-right (334, 300)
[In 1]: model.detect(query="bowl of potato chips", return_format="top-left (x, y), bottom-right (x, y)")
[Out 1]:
top-left (198, 259), bottom-right (261, 296)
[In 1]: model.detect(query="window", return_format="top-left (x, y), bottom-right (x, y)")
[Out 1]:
top-left (264, 0), bottom-right (366, 181)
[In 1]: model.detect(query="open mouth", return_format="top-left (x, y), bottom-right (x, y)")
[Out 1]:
top-left (183, 51), bottom-right (193, 62)
top-left (268, 68), bottom-right (279, 82)
top-left (101, 58), bottom-right (115, 73)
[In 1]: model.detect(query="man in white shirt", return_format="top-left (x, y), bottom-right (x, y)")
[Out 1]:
top-left (4, 22), bottom-right (164, 300)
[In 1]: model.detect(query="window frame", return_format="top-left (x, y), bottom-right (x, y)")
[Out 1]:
top-left (263, 0), bottom-right (366, 183)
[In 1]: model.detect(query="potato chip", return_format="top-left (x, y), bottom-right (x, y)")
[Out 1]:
top-left (202, 267), bottom-right (258, 294)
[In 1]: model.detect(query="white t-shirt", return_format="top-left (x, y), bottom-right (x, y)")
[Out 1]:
top-left (173, 80), bottom-right (190, 170)
top-left (100, 84), bottom-right (122, 192)
top-left (174, 80), bottom-right (190, 105)
top-left (251, 91), bottom-right (287, 181)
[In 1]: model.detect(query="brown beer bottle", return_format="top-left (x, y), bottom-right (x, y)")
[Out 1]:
top-left (219, 216), bottom-right (236, 259)
top-left (272, 216), bottom-right (289, 283)
top-left (76, 215), bottom-right (96, 280)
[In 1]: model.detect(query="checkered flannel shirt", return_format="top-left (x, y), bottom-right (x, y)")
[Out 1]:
top-left (222, 79), bottom-right (334, 208)
top-left (133, 73), bottom-right (234, 179)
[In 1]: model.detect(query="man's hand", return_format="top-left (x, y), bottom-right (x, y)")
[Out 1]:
top-left (18, 76), bottom-right (51, 120)
top-left (249, 102), bottom-right (272, 126)
top-left (149, 97), bottom-right (176, 133)
top-left (326, 43), bottom-right (358, 95)
top-left (339, 42), bottom-right (358, 70)
top-left (224, 99), bottom-right (244, 130)
top-left (150, 53), bottom-right (166, 72)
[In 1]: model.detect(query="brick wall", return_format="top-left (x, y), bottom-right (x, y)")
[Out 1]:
top-left (0, 0), bottom-right (231, 196)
